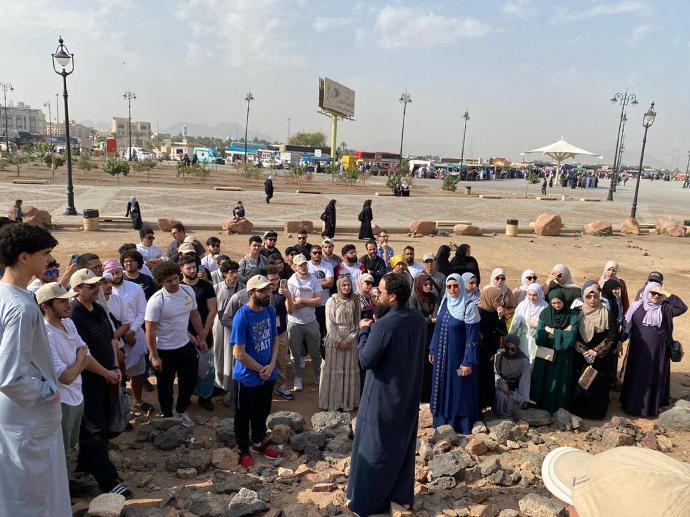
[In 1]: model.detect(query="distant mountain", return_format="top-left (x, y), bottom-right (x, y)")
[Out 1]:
top-left (160, 122), bottom-right (275, 142)
top-left (80, 120), bottom-right (112, 130)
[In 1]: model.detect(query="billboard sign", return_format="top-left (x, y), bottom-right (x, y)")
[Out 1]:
top-left (319, 77), bottom-right (355, 118)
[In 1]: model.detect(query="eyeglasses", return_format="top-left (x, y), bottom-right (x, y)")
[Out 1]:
top-left (267, 238), bottom-right (277, 242)
top-left (210, 244), bottom-right (220, 248)
top-left (526, 275), bottom-right (537, 281)
top-left (495, 276), bottom-right (506, 281)
top-left (446, 284), bottom-right (460, 290)
top-left (298, 236), bottom-right (306, 240)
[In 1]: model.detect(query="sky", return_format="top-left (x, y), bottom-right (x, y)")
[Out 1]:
top-left (3, 0), bottom-right (689, 168)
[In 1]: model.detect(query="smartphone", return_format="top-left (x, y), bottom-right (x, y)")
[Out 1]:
top-left (70, 254), bottom-right (79, 265)
top-left (279, 279), bottom-right (288, 290)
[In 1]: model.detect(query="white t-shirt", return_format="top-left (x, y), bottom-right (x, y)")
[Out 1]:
top-left (287, 273), bottom-right (322, 325)
top-left (145, 284), bottom-right (197, 350)
top-left (45, 318), bottom-right (89, 407)
top-left (308, 260), bottom-right (333, 306)
top-left (338, 262), bottom-right (365, 288)
top-left (136, 243), bottom-right (164, 262)
top-left (112, 280), bottom-right (148, 367)
top-left (201, 254), bottom-right (219, 273)
top-left (27, 278), bottom-right (43, 293)
top-left (407, 262), bottom-right (424, 279)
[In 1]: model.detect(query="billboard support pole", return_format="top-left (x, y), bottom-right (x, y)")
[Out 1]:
top-left (330, 114), bottom-right (338, 160)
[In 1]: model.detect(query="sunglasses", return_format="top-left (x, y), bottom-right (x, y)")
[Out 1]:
top-left (210, 244), bottom-right (220, 248)
top-left (363, 280), bottom-right (373, 285)
top-left (45, 269), bottom-right (60, 277)
top-left (495, 276), bottom-right (506, 281)
top-left (526, 275), bottom-right (537, 281)
top-left (267, 238), bottom-right (277, 242)
top-left (649, 291), bottom-right (662, 297)
top-left (298, 236), bottom-right (307, 240)
top-left (506, 346), bottom-right (518, 353)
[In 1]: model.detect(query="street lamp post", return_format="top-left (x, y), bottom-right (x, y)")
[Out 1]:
top-left (1, 82), bottom-right (14, 153)
top-left (123, 90), bottom-right (136, 160)
top-left (460, 110), bottom-right (470, 173)
top-left (607, 91), bottom-right (638, 200)
top-left (630, 102), bottom-right (656, 219)
top-left (52, 36), bottom-right (77, 216)
top-left (398, 90), bottom-right (412, 171)
top-left (44, 100), bottom-right (52, 142)
top-left (244, 91), bottom-right (254, 165)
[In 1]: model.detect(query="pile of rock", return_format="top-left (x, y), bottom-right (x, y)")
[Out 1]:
top-left (222, 218), bottom-right (254, 234)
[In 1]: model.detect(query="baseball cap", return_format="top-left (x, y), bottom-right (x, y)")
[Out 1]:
top-left (542, 446), bottom-right (690, 516)
top-left (179, 243), bottom-right (196, 254)
top-left (648, 271), bottom-right (664, 283)
top-left (293, 253), bottom-right (308, 266)
top-left (70, 268), bottom-right (102, 287)
top-left (36, 282), bottom-right (76, 305)
top-left (322, 238), bottom-right (334, 245)
top-left (246, 275), bottom-right (271, 291)
top-left (263, 231), bottom-right (278, 240)
top-left (423, 252), bottom-right (436, 262)
top-left (182, 235), bottom-right (197, 244)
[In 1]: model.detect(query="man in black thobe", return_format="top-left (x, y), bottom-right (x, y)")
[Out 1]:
top-left (347, 272), bottom-right (426, 516)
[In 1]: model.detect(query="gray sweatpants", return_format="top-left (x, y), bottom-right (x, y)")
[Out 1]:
top-left (287, 319), bottom-right (322, 381)
top-left (61, 401), bottom-right (84, 472)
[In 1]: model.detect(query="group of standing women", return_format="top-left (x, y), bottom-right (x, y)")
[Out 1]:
top-left (421, 257), bottom-right (687, 437)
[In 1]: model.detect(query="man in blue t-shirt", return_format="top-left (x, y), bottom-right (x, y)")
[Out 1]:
top-left (231, 275), bottom-right (280, 468)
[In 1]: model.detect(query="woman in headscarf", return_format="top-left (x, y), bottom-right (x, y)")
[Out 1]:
top-left (486, 267), bottom-right (517, 324)
top-left (477, 286), bottom-right (506, 412)
top-left (494, 334), bottom-right (531, 418)
top-left (462, 272), bottom-right (480, 308)
top-left (530, 288), bottom-right (579, 413)
top-left (125, 196), bottom-right (143, 230)
top-left (509, 283), bottom-right (548, 363)
top-left (449, 244), bottom-right (481, 284)
top-left (570, 282), bottom-right (618, 419)
top-left (409, 273), bottom-right (440, 403)
top-left (355, 273), bottom-right (376, 321)
top-left (357, 199), bottom-right (374, 240)
top-left (429, 273), bottom-right (481, 434)
top-left (544, 264), bottom-right (580, 307)
top-left (436, 245), bottom-right (453, 277)
top-left (319, 276), bottom-right (361, 411)
top-left (320, 199), bottom-right (337, 239)
top-left (620, 282), bottom-right (687, 417)
top-left (597, 260), bottom-right (629, 314)
top-left (514, 269), bottom-right (538, 305)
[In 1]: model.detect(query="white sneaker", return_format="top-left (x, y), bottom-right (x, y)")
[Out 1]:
top-left (174, 411), bottom-right (195, 428)
top-left (293, 377), bottom-right (303, 392)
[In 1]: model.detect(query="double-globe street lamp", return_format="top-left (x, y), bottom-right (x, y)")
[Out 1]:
top-left (630, 102), bottom-right (657, 220)
top-left (1, 82), bottom-right (14, 153)
top-left (123, 90), bottom-right (136, 160)
top-left (52, 36), bottom-right (78, 216)
top-left (460, 110), bottom-right (470, 173)
top-left (607, 91), bottom-right (638, 201)
top-left (244, 91), bottom-right (254, 165)
top-left (398, 90), bottom-right (412, 171)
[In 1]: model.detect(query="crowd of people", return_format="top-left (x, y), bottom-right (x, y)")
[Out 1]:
top-left (0, 217), bottom-right (687, 515)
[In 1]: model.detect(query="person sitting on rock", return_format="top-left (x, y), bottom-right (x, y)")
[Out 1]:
top-left (494, 334), bottom-right (531, 418)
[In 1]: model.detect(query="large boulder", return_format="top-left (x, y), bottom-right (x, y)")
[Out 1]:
top-left (212, 470), bottom-right (260, 494)
top-left (512, 407), bottom-right (553, 427)
top-left (534, 213), bottom-right (563, 236)
top-left (25, 209), bottom-right (52, 229)
top-left (427, 451), bottom-right (474, 480)
top-left (659, 404), bottom-right (690, 432)
top-left (283, 221), bottom-right (314, 233)
top-left (88, 493), bottom-right (125, 517)
top-left (153, 425), bottom-right (192, 450)
top-left (222, 218), bottom-right (254, 234)
top-left (267, 411), bottom-right (305, 433)
top-left (453, 224), bottom-right (482, 236)
top-left (656, 219), bottom-right (687, 237)
top-left (621, 216), bottom-right (641, 235)
top-left (583, 220), bottom-right (612, 236)
top-left (157, 218), bottom-right (181, 232)
top-left (410, 220), bottom-right (437, 235)
top-left (518, 494), bottom-right (566, 517)
top-left (311, 411), bottom-right (351, 437)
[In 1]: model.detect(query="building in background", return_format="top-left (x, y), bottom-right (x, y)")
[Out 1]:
top-left (1, 101), bottom-right (47, 138)
top-left (112, 116), bottom-right (152, 149)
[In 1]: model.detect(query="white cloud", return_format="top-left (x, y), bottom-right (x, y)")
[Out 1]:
top-left (373, 5), bottom-right (490, 50)
top-left (631, 24), bottom-right (656, 41)
top-left (313, 16), bottom-right (351, 33)
top-left (552, 1), bottom-right (648, 24)
top-left (501, 0), bottom-right (535, 18)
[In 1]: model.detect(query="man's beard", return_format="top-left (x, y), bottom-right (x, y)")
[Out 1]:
top-left (346, 256), bottom-right (356, 265)
top-left (406, 259), bottom-right (414, 265)
top-left (183, 272), bottom-right (197, 281)
top-left (112, 276), bottom-right (124, 286)
top-left (254, 296), bottom-right (270, 307)
top-left (374, 303), bottom-right (391, 319)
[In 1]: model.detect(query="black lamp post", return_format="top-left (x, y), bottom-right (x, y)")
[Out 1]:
top-left (607, 91), bottom-right (638, 200)
top-left (398, 90), bottom-right (412, 171)
top-left (52, 36), bottom-right (77, 216)
top-left (630, 102), bottom-right (656, 219)
top-left (460, 110), bottom-right (470, 172)
top-left (1, 82), bottom-right (14, 153)
top-left (244, 91), bottom-right (254, 165)
top-left (123, 90), bottom-right (136, 160)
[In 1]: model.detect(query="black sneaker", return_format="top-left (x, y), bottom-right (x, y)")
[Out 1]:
top-left (198, 397), bottom-right (215, 411)
top-left (110, 483), bottom-right (133, 499)
top-left (69, 478), bottom-right (95, 497)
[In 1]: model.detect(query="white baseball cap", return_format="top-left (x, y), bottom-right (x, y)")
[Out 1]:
top-left (36, 282), bottom-right (76, 305)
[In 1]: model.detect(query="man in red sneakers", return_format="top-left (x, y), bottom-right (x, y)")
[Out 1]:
top-left (231, 275), bottom-right (280, 468)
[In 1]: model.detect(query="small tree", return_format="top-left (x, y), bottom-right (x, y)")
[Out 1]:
top-left (341, 168), bottom-right (360, 192)
top-left (8, 151), bottom-right (30, 177)
top-left (0, 154), bottom-right (9, 171)
top-left (240, 163), bottom-right (260, 184)
top-left (43, 153), bottom-right (65, 183)
top-left (176, 161), bottom-right (192, 186)
top-left (191, 163), bottom-right (210, 182)
top-left (291, 164), bottom-right (306, 187)
top-left (442, 173), bottom-right (458, 192)
top-left (524, 170), bottom-right (542, 197)
top-left (77, 154), bottom-right (93, 175)
top-left (103, 158), bottom-right (130, 185)
top-left (132, 158), bottom-right (157, 182)
top-left (386, 171), bottom-right (402, 193)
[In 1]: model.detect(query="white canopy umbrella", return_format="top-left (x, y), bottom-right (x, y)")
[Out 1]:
top-left (521, 137), bottom-right (602, 181)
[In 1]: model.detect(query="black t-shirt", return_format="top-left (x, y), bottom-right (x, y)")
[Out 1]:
top-left (71, 300), bottom-right (115, 375)
top-left (186, 279), bottom-right (215, 344)
top-left (125, 272), bottom-right (157, 300)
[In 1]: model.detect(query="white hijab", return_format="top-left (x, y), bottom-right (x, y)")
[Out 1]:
top-left (513, 283), bottom-right (548, 323)
top-left (488, 267), bottom-right (509, 295)
top-left (598, 260), bottom-right (618, 288)
top-left (519, 269), bottom-right (537, 291)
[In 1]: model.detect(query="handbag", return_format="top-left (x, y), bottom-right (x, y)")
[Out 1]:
top-left (665, 326), bottom-right (684, 363)
top-left (578, 365), bottom-right (598, 389)
top-left (109, 386), bottom-right (132, 435)
top-left (535, 346), bottom-right (555, 362)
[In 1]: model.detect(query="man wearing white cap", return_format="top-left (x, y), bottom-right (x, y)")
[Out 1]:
top-left (232, 275), bottom-right (280, 468)
top-left (542, 446), bottom-right (690, 516)
top-left (422, 252), bottom-right (446, 299)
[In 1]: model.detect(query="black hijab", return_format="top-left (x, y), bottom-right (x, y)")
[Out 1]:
top-left (450, 244), bottom-right (481, 284)
top-left (601, 278), bottom-right (622, 322)
top-left (436, 245), bottom-right (452, 276)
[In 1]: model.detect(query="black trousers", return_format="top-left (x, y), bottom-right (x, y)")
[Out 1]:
top-left (234, 380), bottom-right (275, 454)
top-left (155, 342), bottom-right (199, 416)
top-left (77, 375), bottom-right (119, 492)
top-left (315, 305), bottom-right (327, 359)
